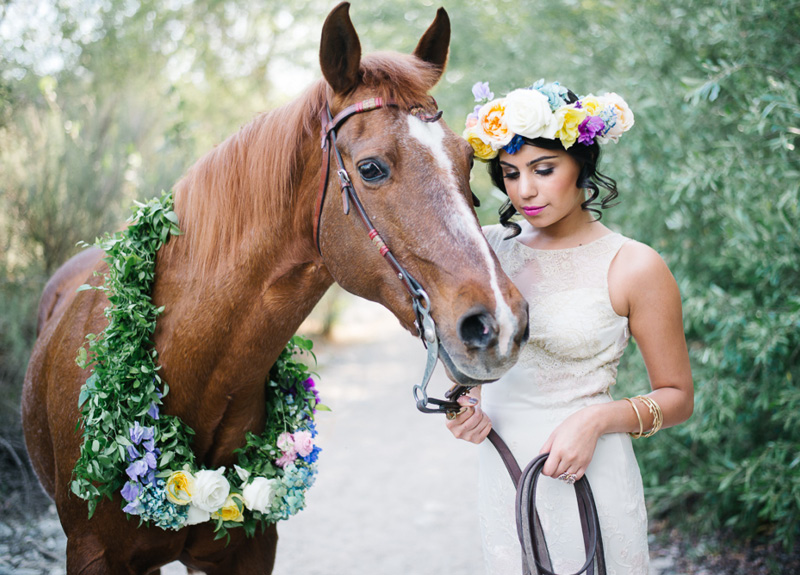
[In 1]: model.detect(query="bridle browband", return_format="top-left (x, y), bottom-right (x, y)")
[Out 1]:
top-left (313, 96), bottom-right (465, 414)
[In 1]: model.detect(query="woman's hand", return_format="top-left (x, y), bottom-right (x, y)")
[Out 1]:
top-left (445, 393), bottom-right (492, 444)
top-left (539, 407), bottom-right (601, 482)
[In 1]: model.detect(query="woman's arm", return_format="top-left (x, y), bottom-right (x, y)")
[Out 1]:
top-left (540, 241), bottom-right (694, 480)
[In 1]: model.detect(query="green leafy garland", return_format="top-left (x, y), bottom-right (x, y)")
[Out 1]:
top-left (73, 191), bottom-right (326, 539)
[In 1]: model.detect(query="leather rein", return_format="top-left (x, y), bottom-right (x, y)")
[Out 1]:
top-left (313, 96), bottom-right (464, 414)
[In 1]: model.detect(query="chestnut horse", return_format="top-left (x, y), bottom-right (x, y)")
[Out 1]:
top-left (22, 3), bottom-right (528, 574)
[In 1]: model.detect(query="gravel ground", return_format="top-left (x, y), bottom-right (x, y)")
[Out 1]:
top-left (1, 294), bottom-right (690, 575)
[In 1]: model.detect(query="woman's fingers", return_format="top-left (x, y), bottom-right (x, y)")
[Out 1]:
top-left (446, 396), bottom-right (492, 444)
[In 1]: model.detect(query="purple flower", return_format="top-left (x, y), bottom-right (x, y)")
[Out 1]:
top-left (143, 451), bottom-right (158, 470)
top-left (302, 377), bottom-right (316, 391)
top-left (472, 81), bottom-right (493, 102)
top-left (126, 445), bottom-right (141, 461)
top-left (147, 402), bottom-right (160, 420)
top-left (129, 421), bottom-right (154, 445)
top-left (126, 459), bottom-right (148, 481)
top-left (577, 116), bottom-right (605, 145)
top-left (121, 481), bottom-right (141, 502)
top-left (143, 438), bottom-right (156, 453)
top-left (123, 499), bottom-right (143, 515)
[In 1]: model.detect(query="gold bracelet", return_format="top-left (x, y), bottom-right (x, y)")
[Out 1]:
top-left (633, 395), bottom-right (663, 437)
top-left (624, 397), bottom-right (644, 439)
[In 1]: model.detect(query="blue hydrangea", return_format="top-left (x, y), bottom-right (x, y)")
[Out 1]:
top-left (531, 79), bottom-right (570, 110)
top-left (138, 479), bottom-right (188, 531)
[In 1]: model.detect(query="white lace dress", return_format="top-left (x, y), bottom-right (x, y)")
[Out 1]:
top-left (478, 225), bottom-right (649, 575)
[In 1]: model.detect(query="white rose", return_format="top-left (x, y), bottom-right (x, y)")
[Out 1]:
top-left (597, 92), bottom-right (634, 143)
top-left (186, 504), bottom-right (211, 525)
top-left (503, 89), bottom-right (560, 140)
top-left (191, 467), bottom-right (230, 512)
top-left (242, 477), bottom-right (278, 514)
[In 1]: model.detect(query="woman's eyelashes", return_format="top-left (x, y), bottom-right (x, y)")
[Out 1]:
top-left (503, 166), bottom-right (554, 180)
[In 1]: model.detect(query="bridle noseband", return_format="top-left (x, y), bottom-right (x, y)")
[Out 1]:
top-left (314, 97), bottom-right (467, 414)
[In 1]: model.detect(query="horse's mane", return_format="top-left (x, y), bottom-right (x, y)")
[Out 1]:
top-left (171, 52), bottom-right (440, 277)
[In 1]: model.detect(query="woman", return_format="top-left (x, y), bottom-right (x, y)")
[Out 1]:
top-left (448, 80), bottom-right (694, 574)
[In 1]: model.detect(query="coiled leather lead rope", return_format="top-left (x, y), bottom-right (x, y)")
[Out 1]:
top-left (487, 429), bottom-right (607, 575)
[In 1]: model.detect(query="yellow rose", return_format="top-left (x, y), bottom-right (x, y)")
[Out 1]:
top-left (554, 105), bottom-right (588, 149)
top-left (579, 95), bottom-right (602, 116)
top-left (462, 126), bottom-right (498, 161)
top-left (212, 493), bottom-right (245, 523)
top-left (476, 98), bottom-right (513, 149)
top-left (165, 470), bottom-right (195, 506)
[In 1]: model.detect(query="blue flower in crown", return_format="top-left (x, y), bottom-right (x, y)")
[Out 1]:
top-left (531, 79), bottom-right (570, 109)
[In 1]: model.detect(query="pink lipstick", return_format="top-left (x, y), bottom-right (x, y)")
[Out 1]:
top-left (522, 206), bottom-right (545, 216)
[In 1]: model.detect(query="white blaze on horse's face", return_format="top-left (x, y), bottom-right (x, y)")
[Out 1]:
top-left (405, 114), bottom-right (519, 357)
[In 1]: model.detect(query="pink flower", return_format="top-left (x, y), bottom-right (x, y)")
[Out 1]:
top-left (275, 452), bottom-right (297, 468)
top-left (293, 430), bottom-right (315, 457)
top-left (277, 432), bottom-right (296, 456)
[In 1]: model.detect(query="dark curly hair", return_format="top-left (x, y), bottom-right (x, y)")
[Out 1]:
top-left (487, 91), bottom-right (619, 238)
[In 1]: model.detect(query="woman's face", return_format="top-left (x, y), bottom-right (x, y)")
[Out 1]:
top-left (498, 145), bottom-right (584, 230)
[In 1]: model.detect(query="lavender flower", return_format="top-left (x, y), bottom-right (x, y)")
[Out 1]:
top-left (126, 459), bottom-right (149, 481)
top-left (121, 481), bottom-right (141, 502)
top-left (472, 81), bottom-right (493, 102)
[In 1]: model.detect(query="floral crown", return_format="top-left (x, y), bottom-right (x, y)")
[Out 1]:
top-left (463, 79), bottom-right (635, 160)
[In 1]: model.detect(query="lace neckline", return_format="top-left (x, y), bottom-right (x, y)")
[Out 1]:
top-left (512, 231), bottom-right (619, 253)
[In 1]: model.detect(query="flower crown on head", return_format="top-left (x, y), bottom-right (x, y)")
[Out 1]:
top-left (463, 79), bottom-right (635, 160)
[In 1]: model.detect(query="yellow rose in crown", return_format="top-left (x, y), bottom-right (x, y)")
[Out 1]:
top-left (463, 126), bottom-right (498, 161)
top-left (165, 469), bottom-right (195, 505)
top-left (213, 493), bottom-right (245, 523)
top-left (554, 104), bottom-right (588, 149)
top-left (579, 95), bottom-right (602, 116)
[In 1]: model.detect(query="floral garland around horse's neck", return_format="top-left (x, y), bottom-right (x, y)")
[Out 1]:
top-left (73, 190), bottom-right (328, 539)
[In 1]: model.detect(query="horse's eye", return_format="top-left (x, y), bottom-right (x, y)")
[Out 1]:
top-left (357, 160), bottom-right (387, 182)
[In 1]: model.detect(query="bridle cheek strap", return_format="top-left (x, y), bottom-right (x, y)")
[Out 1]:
top-left (313, 97), bottom-right (462, 414)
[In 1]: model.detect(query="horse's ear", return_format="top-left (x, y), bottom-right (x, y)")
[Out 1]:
top-left (320, 2), bottom-right (362, 96)
top-left (413, 7), bottom-right (450, 82)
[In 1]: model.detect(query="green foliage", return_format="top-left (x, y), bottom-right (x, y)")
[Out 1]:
top-left (71, 191), bottom-right (193, 512)
top-left (609, 0), bottom-right (800, 553)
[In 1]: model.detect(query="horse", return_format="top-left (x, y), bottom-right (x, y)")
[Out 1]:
top-left (22, 3), bottom-right (529, 573)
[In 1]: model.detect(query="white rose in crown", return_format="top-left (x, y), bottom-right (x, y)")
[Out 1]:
top-left (191, 467), bottom-right (230, 512)
top-left (242, 477), bottom-right (279, 514)
top-left (597, 92), bottom-right (634, 143)
top-left (504, 88), bottom-right (560, 140)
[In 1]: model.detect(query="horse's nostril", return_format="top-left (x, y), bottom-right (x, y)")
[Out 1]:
top-left (458, 310), bottom-right (497, 350)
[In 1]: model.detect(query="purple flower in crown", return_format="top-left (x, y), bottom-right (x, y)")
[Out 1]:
top-left (147, 402), bottom-right (160, 420)
top-left (577, 116), bottom-right (605, 145)
top-left (472, 81), bottom-right (493, 102)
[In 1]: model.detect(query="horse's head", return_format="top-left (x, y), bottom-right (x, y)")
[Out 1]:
top-left (315, 3), bottom-right (529, 386)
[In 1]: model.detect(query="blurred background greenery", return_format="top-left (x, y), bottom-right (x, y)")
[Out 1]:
top-left (1, 0), bottom-right (798, 567)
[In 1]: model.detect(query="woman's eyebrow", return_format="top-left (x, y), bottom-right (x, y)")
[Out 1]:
top-left (499, 155), bottom-right (559, 170)
top-left (526, 155), bottom-right (558, 167)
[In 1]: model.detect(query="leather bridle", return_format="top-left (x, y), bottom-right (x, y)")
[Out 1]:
top-left (313, 96), bottom-right (464, 414)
